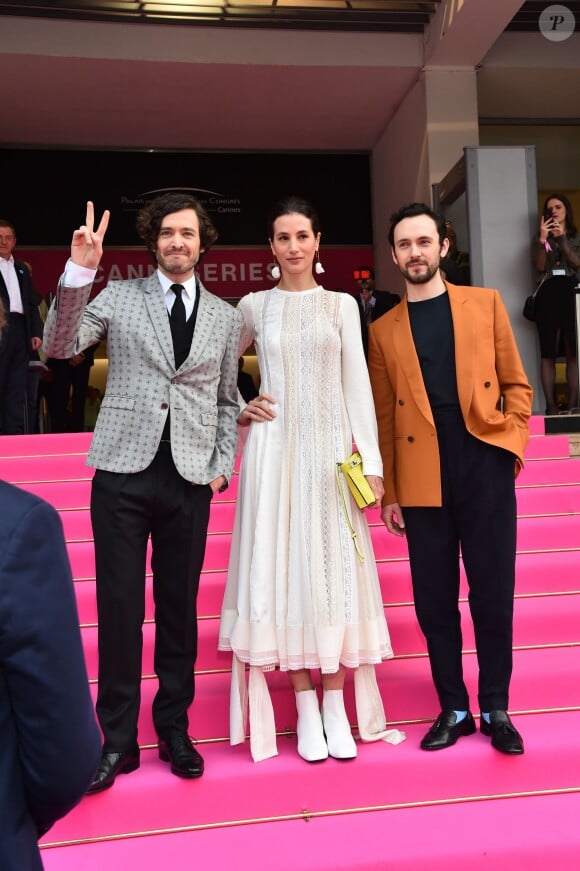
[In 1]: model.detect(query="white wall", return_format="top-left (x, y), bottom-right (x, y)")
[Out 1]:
top-left (371, 76), bottom-right (431, 294)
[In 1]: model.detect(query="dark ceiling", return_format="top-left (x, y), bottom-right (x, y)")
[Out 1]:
top-left (1, 1), bottom-right (576, 33)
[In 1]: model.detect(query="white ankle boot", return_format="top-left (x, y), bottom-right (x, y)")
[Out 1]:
top-left (295, 689), bottom-right (328, 762)
top-left (322, 690), bottom-right (357, 759)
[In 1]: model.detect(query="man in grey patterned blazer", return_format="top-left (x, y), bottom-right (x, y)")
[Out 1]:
top-left (43, 194), bottom-right (242, 792)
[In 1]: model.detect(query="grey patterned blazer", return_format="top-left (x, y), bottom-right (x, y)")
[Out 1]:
top-left (42, 273), bottom-right (242, 485)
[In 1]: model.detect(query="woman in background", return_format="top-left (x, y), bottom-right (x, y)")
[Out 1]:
top-left (533, 193), bottom-right (580, 413)
top-left (219, 196), bottom-right (404, 762)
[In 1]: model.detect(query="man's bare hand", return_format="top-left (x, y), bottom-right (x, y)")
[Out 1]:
top-left (71, 201), bottom-right (110, 270)
top-left (382, 502), bottom-right (406, 536)
top-left (209, 475), bottom-right (226, 493)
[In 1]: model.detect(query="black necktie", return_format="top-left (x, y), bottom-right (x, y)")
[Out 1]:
top-left (170, 283), bottom-right (186, 333)
top-left (169, 283), bottom-right (188, 364)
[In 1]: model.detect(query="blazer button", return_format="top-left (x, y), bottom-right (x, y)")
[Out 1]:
top-left (484, 381), bottom-right (491, 388)
top-left (407, 436), bottom-right (414, 442)
top-left (161, 402), bottom-right (169, 409)
top-left (398, 399), bottom-right (405, 405)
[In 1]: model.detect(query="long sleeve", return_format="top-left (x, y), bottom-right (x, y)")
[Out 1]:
top-left (43, 284), bottom-right (110, 358)
top-left (43, 263), bottom-right (113, 359)
top-left (339, 293), bottom-right (382, 478)
top-left (213, 303), bottom-right (244, 483)
top-left (368, 322), bottom-right (397, 503)
top-left (236, 294), bottom-right (257, 356)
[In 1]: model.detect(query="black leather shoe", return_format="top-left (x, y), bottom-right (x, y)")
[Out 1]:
top-left (86, 749), bottom-right (140, 794)
top-left (158, 734), bottom-right (204, 778)
top-left (420, 710), bottom-right (476, 751)
top-left (480, 710), bottom-right (524, 755)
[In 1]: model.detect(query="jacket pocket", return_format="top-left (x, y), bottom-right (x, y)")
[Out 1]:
top-left (201, 412), bottom-right (218, 426)
top-left (100, 395), bottom-right (136, 411)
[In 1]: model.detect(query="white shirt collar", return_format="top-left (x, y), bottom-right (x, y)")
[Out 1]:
top-left (157, 270), bottom-right (197, 302)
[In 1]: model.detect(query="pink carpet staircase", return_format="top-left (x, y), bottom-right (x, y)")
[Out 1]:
top-left (1, 418), bottom-right (579, 870)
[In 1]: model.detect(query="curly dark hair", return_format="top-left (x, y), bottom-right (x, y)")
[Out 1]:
top-left (388, 202), bottom-right (447, 248)
top-left (136, 192), bottom-right (218, 259)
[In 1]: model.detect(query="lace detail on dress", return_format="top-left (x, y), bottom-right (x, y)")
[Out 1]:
top-left (219, 287), bottom-right (392, 673)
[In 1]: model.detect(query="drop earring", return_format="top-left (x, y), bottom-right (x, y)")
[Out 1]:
top-left (314, 250), bottom-right (325, 275)
top-left (270, 258), bottom-right (281, 281)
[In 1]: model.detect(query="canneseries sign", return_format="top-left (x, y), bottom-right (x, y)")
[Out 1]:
top-left (18, 246), bottom-right (374, 301)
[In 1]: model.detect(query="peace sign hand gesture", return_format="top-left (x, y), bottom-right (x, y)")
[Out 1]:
top-left (71, 201), bottom-right (110, 269)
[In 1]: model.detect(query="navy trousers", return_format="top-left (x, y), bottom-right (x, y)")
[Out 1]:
top-left (403, 408), bottom-right (517, 713)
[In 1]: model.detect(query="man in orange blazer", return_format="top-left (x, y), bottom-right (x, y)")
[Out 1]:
top-left (369, 203), bottom-right (532, 755)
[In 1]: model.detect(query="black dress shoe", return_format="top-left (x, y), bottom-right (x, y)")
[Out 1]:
top-left (86, 749), bottom-right (140, 794)
top-left (480, 710), bottom-right (524, 755)
top-left (420, 710), bottom-right (476, 751)
top-left (158, 734), bottom-right (204, 779)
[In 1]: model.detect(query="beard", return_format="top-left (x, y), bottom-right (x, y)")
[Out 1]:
top-left (156, 251), bottom-right (198, 277)
top-left (400, 259), bottom-right (440, 285)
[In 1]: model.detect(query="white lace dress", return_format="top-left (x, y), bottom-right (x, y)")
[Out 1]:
top-left (219, 286), bottom-right (404, 759)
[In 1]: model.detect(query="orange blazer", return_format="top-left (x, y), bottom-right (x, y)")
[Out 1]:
top-left (368, 283), bottom-right (533, 508)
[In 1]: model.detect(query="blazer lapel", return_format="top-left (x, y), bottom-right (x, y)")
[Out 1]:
top-left (393, 296), bottom-right (434, 426)
top-left (180, 282), bottom-right (217, 370)
top-left (143, 273), bottom-right (175, 369)
top-left (447, 283), bottom-right (474, 416)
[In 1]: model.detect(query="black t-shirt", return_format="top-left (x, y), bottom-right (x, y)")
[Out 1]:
top-left (408, 291), bottom-right (460, 411)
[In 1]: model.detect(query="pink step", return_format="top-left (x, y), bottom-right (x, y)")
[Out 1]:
top-left (0, 452), bottom-right (92, 482)
top-left (41, 710), bottom-right (580, 848)
top-left (529, 415), bottom-right (545, 436)
top-left (82, 644), bottom-right (580, 746)
top-left (54, 490), bottom-right (580, 544)
top-left (72, 547), bottom-right (580, 627)
top-left (524, 434), bottom-right (570, 459)
top-left (52, 508), bottom-right (580, 580)
top-left (0, 431), bottom-right (92, 457)
top-left (14, 479), bottom-right (92, 508)
top-left (79, 593), bottom-right (580, 682)
top-left (40, 790), bottom-right (580, 871)
top-left (513, 549), bottom-right (580, 594)
top-left (72, 562), bottom-right (415, 625)
top-left (516, 483), bottom-right (580, 514)
top-left (515, 513), bottom-right (580, 550)
top-left (517, 458), bottom-right (580, 486)
top-left (5, 420), bottom-right (580, 871)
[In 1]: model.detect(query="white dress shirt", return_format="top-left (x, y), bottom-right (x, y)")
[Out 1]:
top-left (156, 273), bottom-right (197, 320)
top-left (0, 255), bottom-right (23, 314)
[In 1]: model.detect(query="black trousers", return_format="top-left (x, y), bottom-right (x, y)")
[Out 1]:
top-left (90, 446), bottom-right (213, 752)
top-left (0, 314), bottom-right (28, 434)
top-left (46, 357), bottom-right (92, 432)
top-left (403, 408), bottom-right (517, 713)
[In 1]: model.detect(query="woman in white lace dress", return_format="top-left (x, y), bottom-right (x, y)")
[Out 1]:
top-left (219, 196), bottom-right (404, 762)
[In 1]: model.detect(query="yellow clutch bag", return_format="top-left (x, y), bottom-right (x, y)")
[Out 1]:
top-left (337, 452), bottom-right (376, 509)
top-left (335, 452), bottom-right (376, 564)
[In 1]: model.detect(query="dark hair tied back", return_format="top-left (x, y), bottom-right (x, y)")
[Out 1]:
top-left (267, 195), bottom-right (321, 238)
